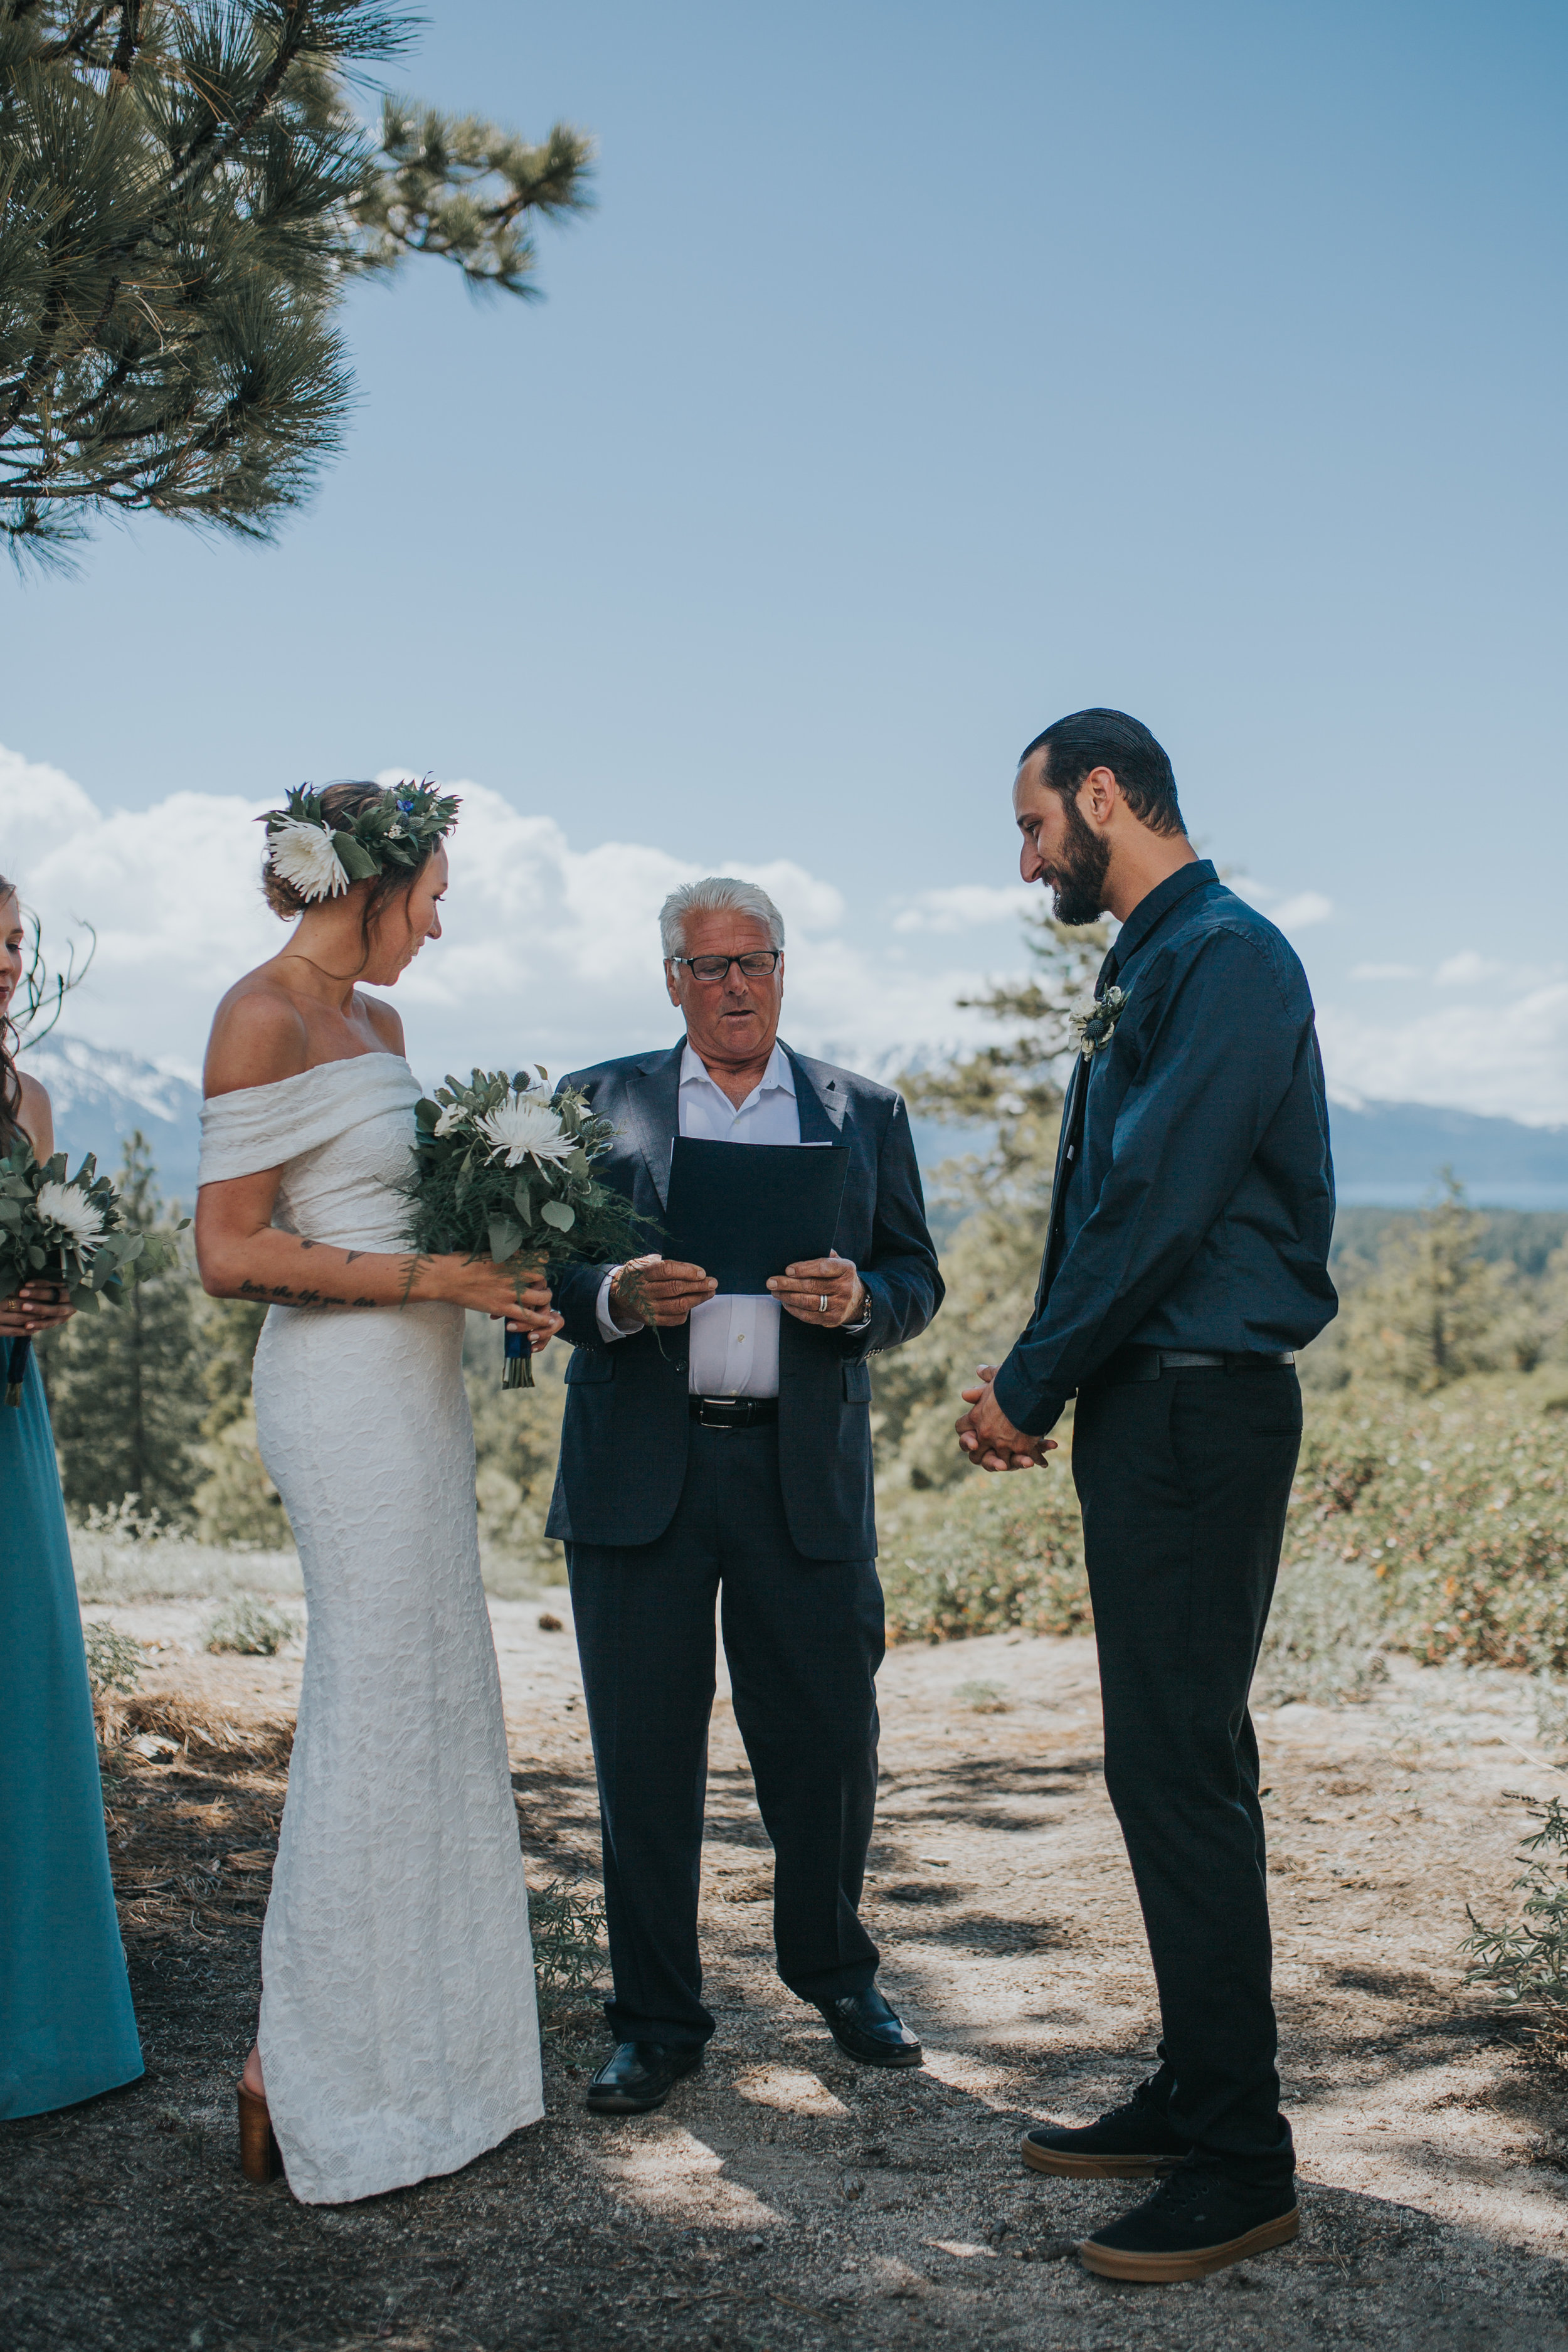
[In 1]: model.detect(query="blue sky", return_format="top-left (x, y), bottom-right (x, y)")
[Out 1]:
top-left (3, 1), bottom-right (1565, 1116)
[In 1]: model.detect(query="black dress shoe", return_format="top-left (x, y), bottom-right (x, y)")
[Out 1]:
top-left (1078, 2162), bottom-right (1300, 2282)
top-left (585, 2041), bottom-right (705, 2115)
top-left (815, 1986), bottom-right (923, 2068)
top-left (1022, 2075), bottom-right (1192, 2178)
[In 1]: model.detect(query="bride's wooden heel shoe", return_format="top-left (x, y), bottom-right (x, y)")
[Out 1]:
top-left (238, 2081), bottom-right (282, 2183)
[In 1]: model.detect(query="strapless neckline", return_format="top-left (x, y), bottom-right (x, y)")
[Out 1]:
top-left (204, 1051), bottom-right (411, 1106)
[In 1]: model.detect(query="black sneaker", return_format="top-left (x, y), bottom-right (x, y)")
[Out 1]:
top-left (1021, 2077), bottom-right (1191, 2179)
top-left (1078, 2161), bottom-right (1299, 2282)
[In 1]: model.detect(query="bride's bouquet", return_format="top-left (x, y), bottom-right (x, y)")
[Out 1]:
top-left (0, 1140), bottom-right (188, 1406)
top-left (404, 1069), bottom-right (654, 1389)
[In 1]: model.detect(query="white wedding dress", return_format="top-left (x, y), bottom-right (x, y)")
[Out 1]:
top-left (198, 1053), bottom-right (543, 2204)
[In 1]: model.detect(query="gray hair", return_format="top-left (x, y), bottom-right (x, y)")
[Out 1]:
top-left (659, 876), bottom-right (785, 960)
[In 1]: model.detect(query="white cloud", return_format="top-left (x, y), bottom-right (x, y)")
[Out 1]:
top-left (1229, 876), bottom-right (1333, 934)
top-left (892, 884), bottom-right (1036, 935)
top-left (1435, 950), bottom-right (1505, 987)
top-left (0, 748), bottom-right (994, 1089)
top-left (1317, 982), bottom-right (1568, 1126)
top-left (1350, 961), bottom-right (1423, 982)
top-left (7, 744), bottom-right (1563, 1126)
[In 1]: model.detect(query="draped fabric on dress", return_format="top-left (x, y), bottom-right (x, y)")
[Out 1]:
top-left (0, 1347), bottom-right (144, 2118)
top-left (198, 1054), bottom-right (542, 2204)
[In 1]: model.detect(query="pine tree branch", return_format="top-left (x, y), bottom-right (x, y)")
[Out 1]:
top-left (34, 6), bottom-right (114, 63)
top-left (2, 1), bottom-right (589, 559)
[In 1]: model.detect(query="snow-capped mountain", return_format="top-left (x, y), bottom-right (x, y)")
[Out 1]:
top-left (14, 1036), bottom-right (1568, 1214)
top-left (18, 1035), bottom-right (203, 1207)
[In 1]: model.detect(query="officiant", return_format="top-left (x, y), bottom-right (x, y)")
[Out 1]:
top-left (546, 877), bottom-right (943, 2116)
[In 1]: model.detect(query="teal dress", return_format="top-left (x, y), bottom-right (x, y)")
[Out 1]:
top-left (0, 1342), bottom-right (143, 2117)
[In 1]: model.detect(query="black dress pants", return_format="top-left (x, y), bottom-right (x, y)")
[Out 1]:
top-left (566, 1421), bottom-right (885, 2050)
top-left (1071, 1360), bottom-right (1303, 2185)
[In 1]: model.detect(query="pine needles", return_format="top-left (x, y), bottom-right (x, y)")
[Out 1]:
top-left (1, 3), bottom-right (593, 564)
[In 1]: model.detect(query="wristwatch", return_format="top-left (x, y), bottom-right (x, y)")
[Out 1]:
top-left (839, 1286), bottom-right (874, 1335)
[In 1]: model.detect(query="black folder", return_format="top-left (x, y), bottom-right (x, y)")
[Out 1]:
top-left (662, 1136), bottom-right (849, 1295)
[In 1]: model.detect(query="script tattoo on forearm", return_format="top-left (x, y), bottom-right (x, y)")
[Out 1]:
top-left (239, 1279), bottom-right (381, 1310)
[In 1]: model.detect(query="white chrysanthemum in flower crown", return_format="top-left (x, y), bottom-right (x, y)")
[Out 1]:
top-left (478, 1099), bottom-right (576, 1168)
top-left (258, 780), bottom-right (463, 909)
top-left (267, 817), bottom-right (351, 903)
top-left (35, 1180), bottom-right (105, 1254)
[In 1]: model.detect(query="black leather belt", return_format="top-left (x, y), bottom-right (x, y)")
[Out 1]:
top-left (689, 1396), bottom-right (778, 1429)
top-left (1099, 1345), bottom-right (1295, 1387)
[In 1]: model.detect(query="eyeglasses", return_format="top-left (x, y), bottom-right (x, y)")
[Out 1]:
top-left (667, 951), bottom-right (783, 983)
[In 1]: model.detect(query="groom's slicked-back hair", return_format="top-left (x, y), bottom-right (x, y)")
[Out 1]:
top-left (1019, 708), bottom-right (1185, 839)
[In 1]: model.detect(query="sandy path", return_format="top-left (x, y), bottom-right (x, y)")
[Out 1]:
top-left (8, 1592), bottom-right (1565, 2351)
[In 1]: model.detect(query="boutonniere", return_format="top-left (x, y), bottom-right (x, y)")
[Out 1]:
top-left (1068, 985), bottom-right (1131, 1060)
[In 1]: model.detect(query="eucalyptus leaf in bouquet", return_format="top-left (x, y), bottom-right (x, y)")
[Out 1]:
top-left (403, 1069), bottom-right (655, 1389)
top-left (0, 1138), bottom-right (189, 1406)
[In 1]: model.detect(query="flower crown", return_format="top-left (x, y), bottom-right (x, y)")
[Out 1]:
top-left (260, 780), bottom-right (461, 904)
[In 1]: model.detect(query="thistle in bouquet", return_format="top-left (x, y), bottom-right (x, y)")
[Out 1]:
top-left (405, 1069), bottom-right (655, 1390)
top-left (0, 1138), bottom-right (188, 1406)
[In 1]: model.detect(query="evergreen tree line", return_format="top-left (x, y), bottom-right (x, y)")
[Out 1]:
top-left (36, 1111), bottom-right (1568, 1542)
top-left (872, 906), bottom-right (1568, 1497)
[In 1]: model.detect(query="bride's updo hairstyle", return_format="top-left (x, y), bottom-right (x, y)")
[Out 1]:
top-left (263, 783), bottom-right (418, 926)
top-left (260, 779), bottom-right (461, 968)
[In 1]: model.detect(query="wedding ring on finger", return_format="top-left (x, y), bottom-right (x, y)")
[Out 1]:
top-left (818, 1293), bottom-right (829, 1315)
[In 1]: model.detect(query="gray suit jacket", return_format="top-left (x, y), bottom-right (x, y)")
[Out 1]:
top-left (543, 1037), bottom-right (943, 1560)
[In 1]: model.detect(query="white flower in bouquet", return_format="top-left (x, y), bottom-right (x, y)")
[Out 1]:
top-left (268, 817), bottom-right (349, 902)
top-left (477, 1099), bottom-right (576, 1168)
top-left (34, 1179), bottom-right (105, 1255)
top-left (433, 1103), bottom-right (468, 1138)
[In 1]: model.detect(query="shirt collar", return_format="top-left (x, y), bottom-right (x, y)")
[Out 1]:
top-left (1109, 858), bottom-right (1216, 972)
top-left (679, 1040), bottom-right (795, 1103)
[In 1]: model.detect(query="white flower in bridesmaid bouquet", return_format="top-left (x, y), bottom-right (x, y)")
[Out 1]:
top-left (433, 1103), bottom-right (467, 1138)
top-left (477, 1099), bottom-right (576, 1168)
top-left (267, 816), bottom-right (350, 902)
top-left (34, 1179), bottom-right (105, 1254)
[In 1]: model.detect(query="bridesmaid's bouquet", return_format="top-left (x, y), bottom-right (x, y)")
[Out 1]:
top-left (403, 1069), bottom-right (654, 1390)
top-left (0, 1140), bottom-right (188, 1406)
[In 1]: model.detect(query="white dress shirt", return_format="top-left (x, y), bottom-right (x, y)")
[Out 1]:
top-left (595, 1042), bottom-right (803, 1396)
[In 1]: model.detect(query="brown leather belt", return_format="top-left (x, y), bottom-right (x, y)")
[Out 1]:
top-left (689, 1396), bottom-right (778, 1429)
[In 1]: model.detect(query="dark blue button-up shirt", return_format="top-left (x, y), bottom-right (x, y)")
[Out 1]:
top-left (992, 859), bottom-right (1337, 1438)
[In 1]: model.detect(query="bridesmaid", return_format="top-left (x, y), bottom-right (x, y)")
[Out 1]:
top-left (0, 873), bottom-right (144, 2119)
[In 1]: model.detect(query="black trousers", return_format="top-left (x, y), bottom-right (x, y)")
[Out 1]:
top-left (566, 1421), bottom-right (884, 2050)
top-left (1071, 1360), bottom-right (1303, 2185)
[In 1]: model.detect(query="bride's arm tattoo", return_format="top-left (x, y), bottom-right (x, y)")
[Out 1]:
top-left (240, 1278), bottom-right (380, 1310)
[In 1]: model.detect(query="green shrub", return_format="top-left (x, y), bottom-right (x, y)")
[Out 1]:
top-left (1290, 1374), bottom-right (1568, 1675)
top-left (530, 1883), bottom-right (607, 2060)
top-left (875, 1370), bottom-right (1568, 1687)
top-left (205, 1597), bottom-right (299, 1657)
top-left (82, 1621), bottom-right (144, 1697)
top-left (1463, 1795), bottom-right (1568, 2006)
top-left (879, 1465), bottom-right (1091, 1644)
top-left (192, 1406), bottom-right (293, 1550)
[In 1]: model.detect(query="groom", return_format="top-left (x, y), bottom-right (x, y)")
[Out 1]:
top-left (546, 876), bottom-right (943, 2115)
top-left (956, 709), bottom-right (1336, 2284)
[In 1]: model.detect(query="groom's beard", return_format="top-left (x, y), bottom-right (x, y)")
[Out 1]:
top-left (1047, 796), bottom-right (1112, 927)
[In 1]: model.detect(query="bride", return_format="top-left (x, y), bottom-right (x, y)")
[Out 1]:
top-left (196, 780), bottom-right (558, 2205)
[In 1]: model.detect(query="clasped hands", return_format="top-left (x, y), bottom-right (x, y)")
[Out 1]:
top-left (611, 1250), bottom-right (867, 1330)
top-left (0, 1281), bottom-right (76, 1338)
top-left (955, 1365), bottom-right (1058, 1474)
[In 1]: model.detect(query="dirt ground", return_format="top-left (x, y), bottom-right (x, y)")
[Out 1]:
top-left (6, 1589), bottom-right (1568, 2352)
